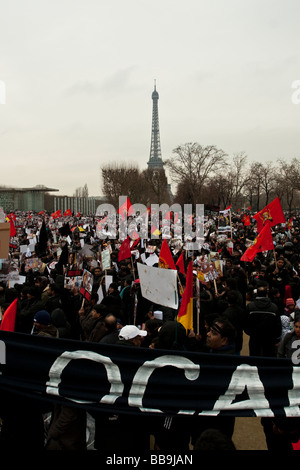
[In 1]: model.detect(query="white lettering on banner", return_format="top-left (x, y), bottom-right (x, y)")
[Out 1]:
top-left (128, 355), bottom-right (200, 413)
top-left (198, 364), bottom-right (273, 417)
top-left (291, 340), bottom-right (300, 365)
top-left (0, 340), bottom-right (5, 365)
top-left (284, 366), bottom-right (300, 417)
top-left (44, 350), bottom-right (299, 416)
top-left (46, 350), bottom-right (124, 404)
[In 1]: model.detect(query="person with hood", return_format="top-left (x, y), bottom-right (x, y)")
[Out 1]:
top-left (51, 308), bottom-right (73, 339)
top-left (18, 286), bottom-right (45, 333)
top-left (244, 285), bottom-right (282, 357)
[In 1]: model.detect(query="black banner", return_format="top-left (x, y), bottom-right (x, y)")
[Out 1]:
top-left (0, 331), bottom-right (299, 417)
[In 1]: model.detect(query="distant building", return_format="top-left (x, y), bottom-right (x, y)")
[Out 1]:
top-left (0, 185), bottom-right (105, 215)
top-left (0, 185), bottom-right (58, 212)
top-left (48, 194), bottom-right (106, 215)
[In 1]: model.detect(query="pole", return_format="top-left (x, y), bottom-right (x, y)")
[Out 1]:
top-left (196, 276), bottom-right (200, 336)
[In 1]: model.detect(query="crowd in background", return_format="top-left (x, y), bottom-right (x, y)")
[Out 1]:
top-left (1, 208), bottom-right (300, 451)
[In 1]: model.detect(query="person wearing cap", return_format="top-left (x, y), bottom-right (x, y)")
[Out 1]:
top-left (32, 310), bottom-right (59, 337)
top-left (117, 324), bottom-right (147, 347)
top-left (93, 323), bottom-right (150, 452)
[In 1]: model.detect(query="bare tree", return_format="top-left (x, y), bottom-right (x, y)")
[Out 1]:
top-left (73, 183), bottom-right (89, 198)
top-left (166, 142), bottom-right (228, 207)
top-left (230, 152), bottom-right (248, 207)
top-left (258, 162), bottom-right (276, 206)
top-left (101, 164), bottom-right (144, 206)
top-left (277, 160), bottom-right (297, 214)
top-left (141, 168), bottom-right (171, 205)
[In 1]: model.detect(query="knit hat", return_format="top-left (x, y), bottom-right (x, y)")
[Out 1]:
top-left (286, 298), bottom-right (295, 307)
top-left (34, 310), bottom-right (51, 325)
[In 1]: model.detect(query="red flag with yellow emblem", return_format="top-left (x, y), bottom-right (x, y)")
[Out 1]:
top-left (253, 197), bottom-right (285, 233)
top-left (240, 223), bottom-right (274, 262)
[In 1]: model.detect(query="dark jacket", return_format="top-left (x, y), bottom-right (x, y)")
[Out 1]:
top-left (244, 297), bottom-right (281, 336)
top-left (277, 330), bottom-right (300, 359)
top-left (244, 296), bottom-right (282, 357)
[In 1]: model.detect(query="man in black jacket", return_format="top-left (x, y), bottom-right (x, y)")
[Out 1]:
top-left (244, 285), bottom-right (282, 357)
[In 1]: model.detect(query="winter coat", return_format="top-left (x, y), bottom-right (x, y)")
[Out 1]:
top-left (277, 330), bottom-right (300, 359)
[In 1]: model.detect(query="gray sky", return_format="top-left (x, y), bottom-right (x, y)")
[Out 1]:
top-left (1, 0), bottom-right (300, 197)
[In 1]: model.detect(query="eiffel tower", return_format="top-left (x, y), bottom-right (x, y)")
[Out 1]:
top-left (147, 80), bottom-right (164, 169)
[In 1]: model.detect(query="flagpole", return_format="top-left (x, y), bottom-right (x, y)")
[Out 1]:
top-left (196, 277), bottom-right (200, 336)
top-left (131, 257), bottom-right (136, 280)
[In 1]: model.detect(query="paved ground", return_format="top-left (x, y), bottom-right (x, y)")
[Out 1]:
top-left (231, 333), bottom-right (267, 450)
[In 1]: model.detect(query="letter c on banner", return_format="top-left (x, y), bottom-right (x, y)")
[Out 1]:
top-left (46, 350), bottom-right (124, 404)
top-left (128, 355), bottom-right (200, 413)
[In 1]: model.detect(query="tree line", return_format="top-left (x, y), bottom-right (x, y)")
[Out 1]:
top-left (100, 142), bottom-right (300, 213)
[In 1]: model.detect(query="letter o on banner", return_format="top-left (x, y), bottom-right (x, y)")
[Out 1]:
top-left (128, 355), bottom-right (200, 413)
top-left (46, 350), bottom-right (124, 405)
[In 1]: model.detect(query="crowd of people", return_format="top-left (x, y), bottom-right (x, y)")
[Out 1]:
top-left (1, 207), bottom-right (300, 451)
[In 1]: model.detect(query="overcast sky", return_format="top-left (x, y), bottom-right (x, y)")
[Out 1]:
top-left (1, 0), bottom-right (300, 197)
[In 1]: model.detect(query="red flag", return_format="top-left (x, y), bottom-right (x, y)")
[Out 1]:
top-left (177, 260), bottom-right (194, 331)
top-left (159, 239), bottom-right (176, 270)
top-left (9, 219), bottom-right (17, 237)
top-left (118, 237), bottom-right (132, 262)
top-left (0, 298), bottom-right (17, 332)
top-left (240, 224), bottom-right (274, 262)
top-left (176, 253), bottom-right (185, 275)
top-left (8, 212), bottom-right (16, 221)
top-left (286, 217), bottom-right (293, 230)
top-left (64, 209), bottom-right (72, 217)
top-left (253, 197), bottom-right (285, 232)
top-left (131, 237), bottom-right (140, 249)
top-left (51, 210), bottom-right (62, 219)
top-left (118, 197), bottom-right (134, 220)
top-left (220, 204), bottom-right (231, 214)
top-left (244, 215), bottom-right (251, 226)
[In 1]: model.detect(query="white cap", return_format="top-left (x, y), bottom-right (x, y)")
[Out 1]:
top-left (153, 310), bottom-right (163, 320)
top-left (119, 325), bottom-right (147, 340)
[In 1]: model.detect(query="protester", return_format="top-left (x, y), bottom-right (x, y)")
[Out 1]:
top-left (31, 310), bottom-right (59, 337)
top-left (1, 205), bottom-right (300, 452)
top-left (244, 285), bottom-right (282, 357)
